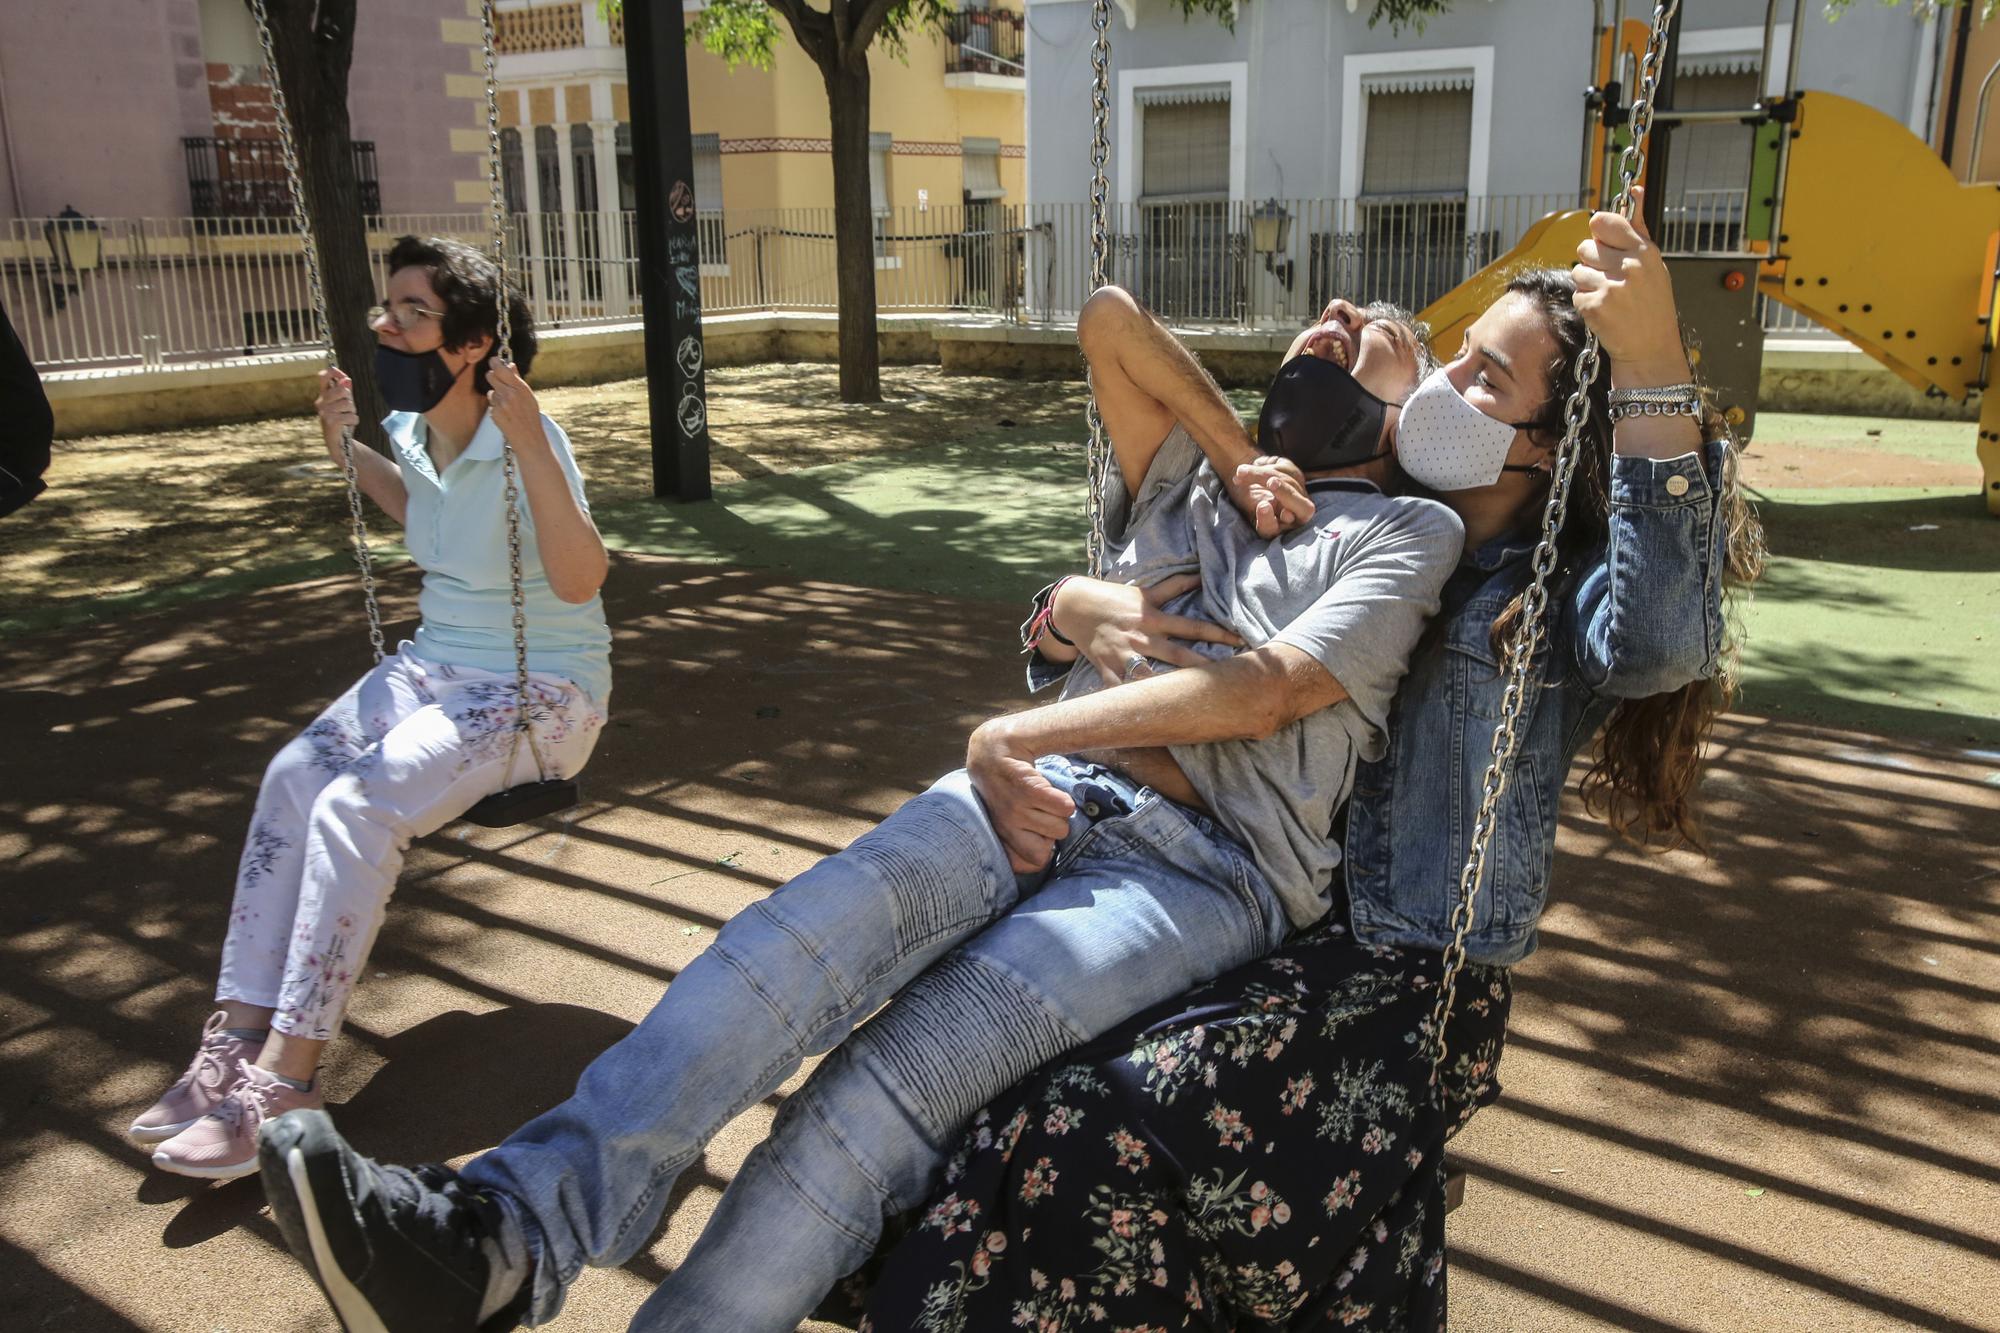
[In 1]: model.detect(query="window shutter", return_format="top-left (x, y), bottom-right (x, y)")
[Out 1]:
top-left (1666, 70), bottom-right (1760, 197)
top-left (692, 132), bottom-right (723, 214)
top-left (1140, 98), bottom-right (1229, 200)
top-left (1360, 86), bottom-right (1472, 197)
top-left (963, 136), bottom-right (1003, 200)
top-left (870, 132), bottom-right (892, 214)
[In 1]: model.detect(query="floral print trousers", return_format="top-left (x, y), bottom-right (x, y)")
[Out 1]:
top-left (827, 916), bottom-right (1510, 1332)
top-left (215, 642), bottom-right (604, 1041)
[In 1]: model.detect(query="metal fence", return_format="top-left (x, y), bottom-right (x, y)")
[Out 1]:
top-left (3, 195), bottom-right (1839, 373)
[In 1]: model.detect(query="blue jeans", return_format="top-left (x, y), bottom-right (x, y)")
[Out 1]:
top-left (461, 756), bottom-right (1289, 1328)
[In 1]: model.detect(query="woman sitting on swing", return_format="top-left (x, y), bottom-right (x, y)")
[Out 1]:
top-left (131, 235), bottom-right (612, 1180)
top-left (834, 194), bottom-right (1765, 1329)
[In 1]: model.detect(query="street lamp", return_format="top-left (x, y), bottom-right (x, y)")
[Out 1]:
top-left (1250, 198), bottom-right (1293, 293)
top-left (42, 205), bottom-right (102, 313)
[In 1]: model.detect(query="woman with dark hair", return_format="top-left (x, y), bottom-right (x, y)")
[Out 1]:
top-left (836, 196), bottom-right (1764, 1330)
top-left (131, 235), bottom-right (611, 1181)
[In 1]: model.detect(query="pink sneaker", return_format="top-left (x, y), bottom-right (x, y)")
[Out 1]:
top-left (127, 1011), bottom-right (262, 1145)
top-left (151, 1062), bottom-right (323, 1180)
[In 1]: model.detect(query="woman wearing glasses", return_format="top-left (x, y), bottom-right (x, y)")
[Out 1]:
top-left (130, 235), bottom-right (611, 1180)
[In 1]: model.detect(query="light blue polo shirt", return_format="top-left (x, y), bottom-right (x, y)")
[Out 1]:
top-left (386, 410), bottom-right (612, 706)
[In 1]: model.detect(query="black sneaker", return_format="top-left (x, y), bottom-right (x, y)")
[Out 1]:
top-left (258, 1109), bottom-right (529, 1333)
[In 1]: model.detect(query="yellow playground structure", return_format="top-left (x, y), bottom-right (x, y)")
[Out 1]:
top-left (1419, 5), bottom-right (2000, 515)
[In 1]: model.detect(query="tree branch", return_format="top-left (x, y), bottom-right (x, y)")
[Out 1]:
top-left (843, 0), bottom-right (899, 67)
top-left (828, 0), bottom-right (852, 51)
top-left (767, 0), bottom-right (829, 67)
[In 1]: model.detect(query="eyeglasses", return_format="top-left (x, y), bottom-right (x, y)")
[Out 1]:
top-left (368, 298), bottom-right (446, 331)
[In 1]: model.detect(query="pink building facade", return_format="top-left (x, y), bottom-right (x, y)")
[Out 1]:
top-left (0, 0), bottom-right (492, 222)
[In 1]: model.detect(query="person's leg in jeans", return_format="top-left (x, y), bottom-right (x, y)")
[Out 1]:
top-left (458, 761), bottom-right (1129, 1324)
top-left (630, 789), bottom-right (1294, 1332)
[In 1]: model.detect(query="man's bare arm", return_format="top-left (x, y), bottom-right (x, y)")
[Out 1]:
top-left (969, 646), bottom-right (1347, 871)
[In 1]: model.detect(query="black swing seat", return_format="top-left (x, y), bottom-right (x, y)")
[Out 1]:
top-left (460, 778), bottom-right (581, 829)
top-left (1443, 1159), bottom-right (1467, 1214)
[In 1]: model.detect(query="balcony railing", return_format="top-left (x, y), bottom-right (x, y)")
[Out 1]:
top-left (183, 137), bottom-right (381, 220)
top-left (495, 1), bottom-right (585, 54)
top-left (945, 10), bottom-right (1025, 78)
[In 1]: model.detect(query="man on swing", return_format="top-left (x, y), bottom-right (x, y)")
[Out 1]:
top-left (256, 287), bottom-right (1461, 1333)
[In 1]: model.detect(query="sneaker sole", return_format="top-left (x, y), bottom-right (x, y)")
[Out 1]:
top-left (128, 1116), bottom-right (200, 1146)
top-left (261, 1112), bottom-right (391, 1333)
top-left (150, 1146), bottom-right (261, 1180)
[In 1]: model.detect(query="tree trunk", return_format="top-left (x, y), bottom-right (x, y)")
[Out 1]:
top-left (262, 0), bottom-right (386, 448)
top-left (824, 57), bottom-right (882, 404)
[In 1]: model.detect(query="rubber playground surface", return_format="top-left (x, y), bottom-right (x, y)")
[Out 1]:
top-left (2, 366), bottom-right (1997, 1330)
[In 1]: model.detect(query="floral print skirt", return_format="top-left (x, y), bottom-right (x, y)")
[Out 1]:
top-left (821, 915), bottom-right (1510, 1332)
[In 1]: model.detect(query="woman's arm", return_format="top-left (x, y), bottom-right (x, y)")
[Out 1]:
top-left (1569, 187), bottom-right (1727, 695)
top-left (486, 360), bottom-right (609, 604)
top-left (317, 368), bottom-right (407, 525)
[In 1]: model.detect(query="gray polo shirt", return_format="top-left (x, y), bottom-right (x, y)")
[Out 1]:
top-left (1045, 425), bottom-right (1462, 928)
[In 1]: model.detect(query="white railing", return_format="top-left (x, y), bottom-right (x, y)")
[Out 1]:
top-left (4, 197), bottom-right (1838, 373)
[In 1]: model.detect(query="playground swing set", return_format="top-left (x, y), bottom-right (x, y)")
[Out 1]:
top-left (245, 0), bottom-right (1974, 1214)
top-left (1421, 0), bottom-right (2000, 516)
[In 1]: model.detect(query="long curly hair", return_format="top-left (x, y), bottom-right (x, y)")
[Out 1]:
top-left (1488, 268), bottom-right (1765, 846)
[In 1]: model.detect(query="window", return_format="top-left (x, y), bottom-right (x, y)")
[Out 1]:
top-left (870, 131), bottom-right (893, 257)
top-left (615, 122), bottom-right (635, 212)
top-left (569, 125), bottom-right (601, 302)
top-left (1357, 81), bottom-right (1472, 310)
top-left (1135, 89), bottom-right (1238, 321)
top-left (500, 128), bottom-right (526, 214)
top-left (962, 136), bottom-right (1003, 202)
top-left (1139, 92), bottom-right (1229, 201)
top-left (569, 124), bottom-right (599, 212)
top-left (692, 132), bottom-right (724, 260)
top-left (1661, 64), bottom-right (1760, 250)
top-left (533, 125), bottom-right (566, 298)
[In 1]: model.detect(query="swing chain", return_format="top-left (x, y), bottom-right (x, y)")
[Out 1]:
top-left (1082, 0), bottom-right (1114, 578)
top-left (248, 0), bottom-right (387, 665)
top-left (480, 0), bottom-right (549, 787)
top-left (1424, 0), bottom-right (1681, 1097)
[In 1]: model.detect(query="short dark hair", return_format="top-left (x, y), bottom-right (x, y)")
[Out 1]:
top-left (385, 234), bottom-right (536, 392)
top-left (1359, 300), bottom-right (1437, 380)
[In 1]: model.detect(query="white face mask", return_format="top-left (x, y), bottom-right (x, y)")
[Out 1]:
top-left (1394, 366), bottom-right (1543, 491)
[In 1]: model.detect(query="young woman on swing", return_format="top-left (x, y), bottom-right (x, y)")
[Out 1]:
top-left (130, 235), bottom-right (612, 1180)
top-left (829, 194), bottom-right (1765, 1330)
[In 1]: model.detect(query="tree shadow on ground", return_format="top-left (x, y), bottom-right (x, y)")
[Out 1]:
top-left (1750, 488), bottom-right (1998, 573)
top-left (1, 556), bottom-right (1996, 1329)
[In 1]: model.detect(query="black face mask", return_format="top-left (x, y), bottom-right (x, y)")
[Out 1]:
top-left (1256, 354), bottom-right (1391, 472)
top-left (375, 343), bottom-right (467, 414)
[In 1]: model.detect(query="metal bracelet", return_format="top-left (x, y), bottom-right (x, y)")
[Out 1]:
top-left (1609, 397), bottom-right (1702, 421)
top-left (1608, 382), bottom-right (1699, 407)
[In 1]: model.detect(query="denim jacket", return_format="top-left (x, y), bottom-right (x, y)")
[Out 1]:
top-left (1343, 441), bottom-right (1730, 965)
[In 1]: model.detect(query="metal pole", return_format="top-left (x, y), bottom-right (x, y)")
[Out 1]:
top-left (1767, 0), bottom-right (1809, 254)
top-left (1641, 0), bottom-right (1683, 244)
top-left (1756, 0), bottom-right (1779, 105)
top-left (624, 0), bottom-right (713, 501)
top-left (1940, 0), bottom-right (1976, 166)
top-left (1967, 58), bottom-right (2000, 184)
top-left (1580, 0), bottom-right (1605, 204)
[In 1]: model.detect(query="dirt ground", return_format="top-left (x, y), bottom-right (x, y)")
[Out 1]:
top-left (9, 365), bottom-right (1986, 634)
top-left (0, 366), bottom-right (1090, 630)
top-left (3, 553), bottom-right (1997, 1331)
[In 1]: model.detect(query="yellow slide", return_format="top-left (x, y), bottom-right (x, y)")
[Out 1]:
top-left (1421, 93), bottom-right (2000, 513)
top-left (1418, 210), bottom-right (1593, 363)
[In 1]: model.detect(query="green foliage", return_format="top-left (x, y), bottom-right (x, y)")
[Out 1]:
top-left (687, 0), bottom-right (786, 70)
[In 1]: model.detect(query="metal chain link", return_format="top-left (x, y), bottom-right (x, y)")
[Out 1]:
top-left (1425, 0), bottom-right (1682, 1098)
top-left (1082, 0), bottom-right (1114, 577)
top-left (480, 0), bottom-right (548, 786)
top-left (248, 0), bottom-right (386, 663)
